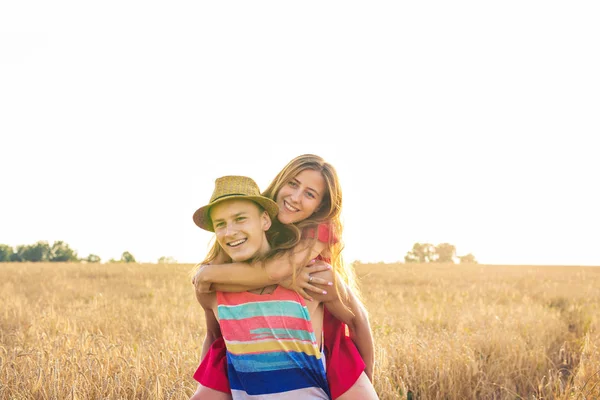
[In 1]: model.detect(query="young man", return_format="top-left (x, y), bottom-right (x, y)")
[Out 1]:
top-left (191, 175), bottom-right (331, 399)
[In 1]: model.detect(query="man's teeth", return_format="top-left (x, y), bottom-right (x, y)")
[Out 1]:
top-left (228, 239), bottom-right (247, 247)
top-left (284, 201), bottom-right (298, 212)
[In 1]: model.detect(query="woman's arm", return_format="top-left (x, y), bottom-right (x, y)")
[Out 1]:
top-left (191, 249), bottom-right (232, 289)
top-left (195, 260), bottom-right (333, 299)
top-left (345, 292), bottom-right (375, 381)
top-left (194, 239), bottom-right (327, 292)
top-left (311, 270), bottom-right (375, 381)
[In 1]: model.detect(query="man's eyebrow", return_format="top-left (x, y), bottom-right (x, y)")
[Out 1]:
top-left (212, 211), bottom-right (248, 223)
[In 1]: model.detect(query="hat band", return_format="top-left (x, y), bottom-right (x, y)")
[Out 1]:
top-left (211, 193), bottom-right (253, 203)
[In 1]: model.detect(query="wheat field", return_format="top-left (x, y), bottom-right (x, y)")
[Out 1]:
top-left (1, 262), bottom-right (599, 399)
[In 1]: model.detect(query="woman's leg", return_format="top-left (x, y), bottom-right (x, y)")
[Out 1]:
top-left (189, 384), bottom-right (233, 400)
top-left (336, 372), bottom-right (379, 400)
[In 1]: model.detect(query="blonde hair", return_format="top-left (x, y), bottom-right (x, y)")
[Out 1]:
top-left (262, 154), bottom-right (361, 302)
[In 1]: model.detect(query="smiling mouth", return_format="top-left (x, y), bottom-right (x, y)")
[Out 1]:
top-left (283, 200), bottom-right (299, 212)
top-left (227, 239), bottom-right (247, 247)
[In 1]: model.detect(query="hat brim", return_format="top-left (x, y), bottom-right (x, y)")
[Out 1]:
top-left (193, 195), bottom-right (279, 232)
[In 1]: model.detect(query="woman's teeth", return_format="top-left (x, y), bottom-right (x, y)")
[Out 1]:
top-left (284, 201), bottom-right (298, 212)
top-left (228, 239), bottom-right (247, 247)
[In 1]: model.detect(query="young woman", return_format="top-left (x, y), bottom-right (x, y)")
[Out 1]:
top-left (192, 154), bottom-right (378, 399)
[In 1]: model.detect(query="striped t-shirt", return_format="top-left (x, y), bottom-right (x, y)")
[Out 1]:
top-left (217, 286), bottom-right (331, 399)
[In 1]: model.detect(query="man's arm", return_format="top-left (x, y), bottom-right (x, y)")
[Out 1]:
top-left (195, 292), bottom-right (221, 361)
top-left (311, 270), bottom-right (375, 381)
top-left (200, 307), bottom-right (222, 360)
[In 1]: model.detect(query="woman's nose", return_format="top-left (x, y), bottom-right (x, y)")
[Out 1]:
top-left (290, 188), bottom-right (301, 203)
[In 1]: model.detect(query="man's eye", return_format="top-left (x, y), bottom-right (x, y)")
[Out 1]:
top-left (236, 217), bottom-right (246, 222)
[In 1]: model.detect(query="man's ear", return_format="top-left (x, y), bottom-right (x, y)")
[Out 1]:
top-left (261, 211), bottom-right (272, 231)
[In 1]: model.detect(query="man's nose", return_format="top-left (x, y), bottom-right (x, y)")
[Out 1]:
top-left (225, 223), bottom-right (238, 236)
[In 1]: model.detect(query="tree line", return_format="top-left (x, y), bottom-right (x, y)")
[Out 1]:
top-left (0, 241), bottom-right (136, 264)
top-left (404, 242), bottom-right (477, 264)
top-left (1, 240), bottom-right (475, 265)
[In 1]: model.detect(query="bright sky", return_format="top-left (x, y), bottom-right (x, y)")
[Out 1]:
top-left (1, 1), bottom-right (599, 266)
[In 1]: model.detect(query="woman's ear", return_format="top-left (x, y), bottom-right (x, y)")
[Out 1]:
top-left (261, 211), bottom-right (272, 231)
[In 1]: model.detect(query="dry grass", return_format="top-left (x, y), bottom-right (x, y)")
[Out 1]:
top-left (0, 262), bottom-right (599, 399)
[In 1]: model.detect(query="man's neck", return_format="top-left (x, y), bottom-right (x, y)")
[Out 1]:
top-left (243, 240), bottom-right (273, 295)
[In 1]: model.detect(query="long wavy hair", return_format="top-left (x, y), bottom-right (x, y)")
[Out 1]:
top-left (262, 154), bottom-right (361, 303)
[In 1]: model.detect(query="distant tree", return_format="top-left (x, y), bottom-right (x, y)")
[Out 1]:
top-left (459, 253), bottom-right (477, 264)
top-left (84, 254), bottom-right (102, 263)
top-left (18, 241), bottom-right (51, 262)
top-left (10, 250), bottom-right (23, 262)
top-left (121, 251), bottom-right (136, 263)
top-left (404, 242), bottom-right (436, 263)
top-left (0, 244), bottom-right (13, 262)
top-left (13, 245), bottom-right (26, 262)
top-left (49, 241), bottom-right (78, 262)
top-left (435, 243), bottom-right (457, 263)
top-left (158, 256), bottom-right (177, 264)
top-left (404, 242), bottom-right (475, 265)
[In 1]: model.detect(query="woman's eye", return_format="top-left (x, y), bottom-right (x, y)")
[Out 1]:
top-left (306, 192), bottom-right (315, 199)
top-left (236, 217), bottom-right (246, 222)
top-left (214, 222), bottom-right (225, 229)
top-left (288, 181), bottom-right (298, 188)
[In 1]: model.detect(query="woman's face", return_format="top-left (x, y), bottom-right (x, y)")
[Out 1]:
top-left (275, 169), bottom-right (326, 224)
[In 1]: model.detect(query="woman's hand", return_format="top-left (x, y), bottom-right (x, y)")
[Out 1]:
top-left (192, 264), bottom-right (214, 295)
top-left (192, 251), bottom-right (232, 286)
top-left (280, 260), bottom-right (333, 301)
top-left (191, 264), bottom-right (206, 286)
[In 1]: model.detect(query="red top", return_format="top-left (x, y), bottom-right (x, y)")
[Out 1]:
top-left (302, 223), bottom-right (339, 244)
top-left (193, 223), bottom-right (365, 399)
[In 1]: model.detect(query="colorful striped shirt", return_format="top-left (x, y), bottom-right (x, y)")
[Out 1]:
top-left (217, 286), bottom-right (331, 399)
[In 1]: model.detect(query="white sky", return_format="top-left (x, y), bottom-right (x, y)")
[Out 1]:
top-left (1, 1), bottom-right (599, 266)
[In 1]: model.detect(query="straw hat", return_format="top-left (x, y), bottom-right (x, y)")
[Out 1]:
top-left (193, 175), bottom-right (279, 232)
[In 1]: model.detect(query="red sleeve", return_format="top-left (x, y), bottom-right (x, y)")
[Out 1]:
top-left (302, 223), bottom-right (339, 244)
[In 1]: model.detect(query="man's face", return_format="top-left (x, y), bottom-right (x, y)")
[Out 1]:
top-left (210, 199), bottom-right (272, 262)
